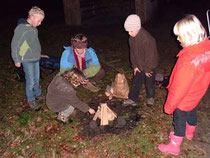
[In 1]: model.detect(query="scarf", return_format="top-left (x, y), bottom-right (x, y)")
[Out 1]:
top-left (73, 49), bottom-right (86, 70)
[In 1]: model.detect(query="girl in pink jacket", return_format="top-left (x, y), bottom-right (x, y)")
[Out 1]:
top-left (158, 14), bottom-right (210, 155)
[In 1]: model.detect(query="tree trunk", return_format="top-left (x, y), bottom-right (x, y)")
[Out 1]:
top-left (62, 0), bottom-right (81, 25)
top-left (135, 0), bottom-right (145, 23)
top-left (135, 0), bottom-right (158, 24)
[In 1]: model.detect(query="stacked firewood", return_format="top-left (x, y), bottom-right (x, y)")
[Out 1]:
top-left (93, 103), bottom-right (117, 126)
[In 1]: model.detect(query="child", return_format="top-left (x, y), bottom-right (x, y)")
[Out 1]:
top-left (11, 6), bottom-right (45, 111)
top-left (58, 33), bottom-right (105, 92)
top-left (123, 14), bottom-right (159, 107)
top-left (46, 68), bottom-right (95, 123)
top-left (158, 14), bottom-right (210, 155)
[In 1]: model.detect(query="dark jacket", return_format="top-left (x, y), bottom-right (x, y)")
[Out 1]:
top-left (129, 27), bottom-right (159, 73)
top-left (46, 76), bottom-right (90, 113)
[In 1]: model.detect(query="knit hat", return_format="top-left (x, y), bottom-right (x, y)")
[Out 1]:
top-left (124, 14), bottom-right (141, 31)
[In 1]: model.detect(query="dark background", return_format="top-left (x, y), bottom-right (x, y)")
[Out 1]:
top-left (2, 0), bottom-right (63, 16)
top-left (1, 0), bottom-right (210, 27)
top-left (1, 0), bottom-right (64, 27)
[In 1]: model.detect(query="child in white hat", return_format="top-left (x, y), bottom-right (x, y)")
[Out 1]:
top-left (123, 14), bottom-right (159, 107)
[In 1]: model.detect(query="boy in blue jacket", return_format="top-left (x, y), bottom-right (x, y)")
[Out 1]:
top-left (58, 34), bottom-right (105, 92)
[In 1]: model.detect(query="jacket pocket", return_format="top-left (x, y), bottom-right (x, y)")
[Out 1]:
top-left (19, 40), bottom-right (29, 57)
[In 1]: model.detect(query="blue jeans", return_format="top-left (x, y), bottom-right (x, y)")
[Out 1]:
top-left (128, 68), bottom-right (157, 101)
top-left (173, 107), bottom-right (197, 137)
top-left (22, 61), bottom-right (41, 102)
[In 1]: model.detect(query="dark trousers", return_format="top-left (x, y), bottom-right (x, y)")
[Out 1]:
top-left (128, 68), bottom-right (157, 101)
top-left (173, 107), bottom-right (197, 137)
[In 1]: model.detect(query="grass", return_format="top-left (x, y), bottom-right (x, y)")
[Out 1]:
top-left (0, 18), bottom-right (209, 158)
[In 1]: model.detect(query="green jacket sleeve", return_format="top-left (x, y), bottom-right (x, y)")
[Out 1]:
top-left (84, 65), bottom-right (101, 78)
top-left (11, 25), bottom-right (23, 64)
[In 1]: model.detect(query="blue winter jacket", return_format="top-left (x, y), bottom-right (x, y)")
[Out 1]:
top-left (58, 46), bottom-right (101, 78)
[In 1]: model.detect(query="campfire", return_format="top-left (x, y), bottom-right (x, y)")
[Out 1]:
top-left (76, 96), bottom-right (141, 137)
top-left (92, 103), bottom-right (117, 126)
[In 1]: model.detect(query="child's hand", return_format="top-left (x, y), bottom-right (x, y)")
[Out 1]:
top-left (81, 79), bottom-right (89, 85)
top-left (145, 72), bottom-right (152, 77)
top-left (88, 108), bottom-right (95, 114)
top-left (15, 62), bottom-right (21, 67)
top-left (134, 68), bottom-right (141, 75)
top-left (41, 54), bottom-right (49, 58)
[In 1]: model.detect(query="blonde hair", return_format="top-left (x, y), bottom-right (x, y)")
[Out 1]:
top-left (28, 6), bottom-right (45, 18)
top-left (62, 68), bottom-right (85, 86)
top-left (173, 14), bottom-right (207, 47)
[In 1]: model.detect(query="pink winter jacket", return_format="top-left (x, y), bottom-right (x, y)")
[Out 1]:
top-left (164, 39), bottom-right (210, 114)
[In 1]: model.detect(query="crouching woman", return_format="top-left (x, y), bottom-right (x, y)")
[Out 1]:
top-left (46, 68), bottom-right (95, 123)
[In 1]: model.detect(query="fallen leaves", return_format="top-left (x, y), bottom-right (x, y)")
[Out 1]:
top-left (44, 123), bottom-right (59, 132)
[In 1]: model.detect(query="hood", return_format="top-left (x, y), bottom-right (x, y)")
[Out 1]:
top-left (17, 18), bottom-right (28, 25)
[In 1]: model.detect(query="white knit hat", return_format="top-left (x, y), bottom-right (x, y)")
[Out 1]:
top-left (124, 14), bottom-right (141, 31)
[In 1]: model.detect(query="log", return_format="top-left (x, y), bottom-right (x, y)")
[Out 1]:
top-left (92, 103), bottom-right (117, 126)
top-left (101, 103), bottom-right (109, 125)
top-left (93, 109), bottom-right (100, 121)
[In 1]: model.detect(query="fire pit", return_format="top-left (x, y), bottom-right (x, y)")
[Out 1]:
top-left (76, 96), bottom-right (141, 137)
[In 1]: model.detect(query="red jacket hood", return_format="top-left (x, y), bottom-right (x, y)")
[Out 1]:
top-left (178, 38), bottom-right (210, 72)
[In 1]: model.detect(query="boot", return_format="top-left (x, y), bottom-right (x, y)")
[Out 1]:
top-left (146, 98), bottom-right (154, 107)
top-left (56, 112), bottom-right (72, 124)
top-left (36, 94), bottom-right (45, 102)
top-left (122, 99), bottom-right (137, 106)
top-left (158, 132), bottom-right (183, 155)
top-left (186, 122), bottom-right (196, 140)
top-left (28, 100), bottom-right (42, 111)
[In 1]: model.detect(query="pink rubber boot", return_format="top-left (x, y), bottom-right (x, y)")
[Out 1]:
top-left (186, 122), bottom-right (196, 140)
top-left (158, 132), bottom-right (183, 155)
